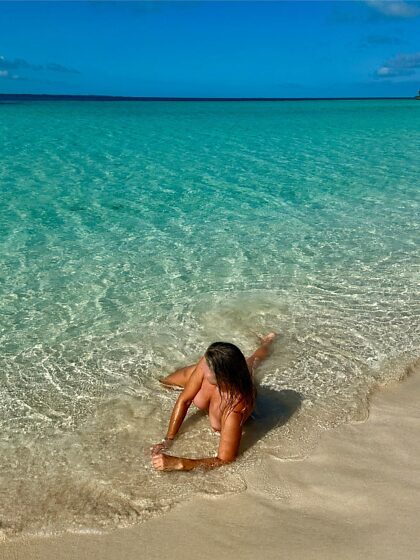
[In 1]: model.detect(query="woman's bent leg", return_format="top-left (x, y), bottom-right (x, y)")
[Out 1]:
top-left (246, 332), bottom-right (277, 374)
top-left (160, 363), bottom-right (197, 389)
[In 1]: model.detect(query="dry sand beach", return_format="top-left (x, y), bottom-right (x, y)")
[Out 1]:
top-left (3, 360), bottom-right (419, 560)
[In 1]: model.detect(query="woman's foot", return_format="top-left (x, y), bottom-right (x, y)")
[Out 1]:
top-left (257, 332), bottom-right (277, 345)
top-left (159, 378), bottom-right (184, 390)
top-left (159, 363), bottom-right (197, 390)
top-left (247, 332), bottom-right (278, 372)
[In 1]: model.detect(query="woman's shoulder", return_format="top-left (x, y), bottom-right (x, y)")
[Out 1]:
top-left (221, 394), bottom-right (253, 425)
top-left (182, 358), bottom-right (205, 399)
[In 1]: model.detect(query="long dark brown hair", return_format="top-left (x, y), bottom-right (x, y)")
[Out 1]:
top-left (204, 341), bottom-right (255, 415)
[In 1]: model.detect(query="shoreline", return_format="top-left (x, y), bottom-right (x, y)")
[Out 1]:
top-left (2, 360), bottom-right (420, 560)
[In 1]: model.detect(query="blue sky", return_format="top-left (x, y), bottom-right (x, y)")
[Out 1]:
top-left (0, 0), bottom-right (419, 97)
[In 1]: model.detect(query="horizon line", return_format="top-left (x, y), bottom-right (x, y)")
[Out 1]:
top-left (0, 93), bottom-right (416, 102)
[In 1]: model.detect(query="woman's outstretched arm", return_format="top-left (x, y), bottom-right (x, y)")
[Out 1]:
top-left (150, 360), bottom-right (204, 455)
top-left (151, 407), bottom-right (244, 472)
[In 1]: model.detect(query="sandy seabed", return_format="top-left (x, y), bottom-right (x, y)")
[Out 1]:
top-left (2, 363), bottom-right (420, 560)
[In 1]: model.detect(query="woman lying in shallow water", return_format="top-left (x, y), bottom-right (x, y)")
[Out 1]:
top-left (151, 332), bottom-right (276, 472)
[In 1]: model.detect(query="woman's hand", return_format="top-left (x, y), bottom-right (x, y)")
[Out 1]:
top-left (151, 452), bottom-right (182, 471)
top-left (150, 438), bottom-right (172, 456)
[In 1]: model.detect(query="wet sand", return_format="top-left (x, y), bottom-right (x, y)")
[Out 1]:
top-left (2, 363), bottom-right (420, 560)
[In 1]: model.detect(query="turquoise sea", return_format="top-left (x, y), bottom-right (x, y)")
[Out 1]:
top-left (0, 99), bottom-right (419, 536)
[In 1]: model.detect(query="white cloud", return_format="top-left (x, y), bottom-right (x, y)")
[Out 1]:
top-left (0, 55), bottom-right (79, 74)
top-left (376, 66), bottom-right (410, 77)
top-left (377, 67), bottom-right (392, 76)
top-left (366, 0), bottom-right (420, 18)
top-left (0, 68), bottom-right (22, 80)
top-left (376, 52), bottom-right (420, 78)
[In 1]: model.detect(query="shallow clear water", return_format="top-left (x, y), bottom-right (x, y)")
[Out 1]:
top-left (0, 99), bottom-right (419, 536)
